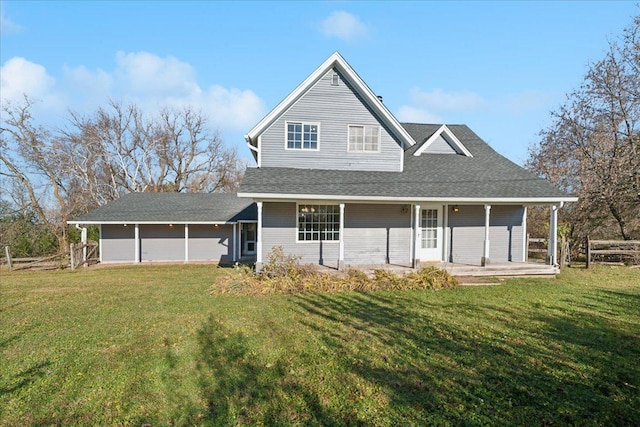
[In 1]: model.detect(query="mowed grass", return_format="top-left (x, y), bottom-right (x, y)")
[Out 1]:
top-left (1, 265), bottom-right (639, 426)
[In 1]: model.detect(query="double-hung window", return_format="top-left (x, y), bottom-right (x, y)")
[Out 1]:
top-left (287, 122), bottom-right (318, 150)
top-left (348, 125), bottom-right (380, 152)
top-left (297, 204), bottom-right (340, 241)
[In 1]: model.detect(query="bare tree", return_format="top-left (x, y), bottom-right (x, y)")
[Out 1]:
top-left (1, 98), bottom-right (245, 253)
top-left (0, 96), bottom-right (72, 251)
top-left (61, 101), bottom-right (244, 206)
top-left (528, 15), bottom-right (640, 241)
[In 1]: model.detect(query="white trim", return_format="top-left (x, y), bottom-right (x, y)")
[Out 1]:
top-left (339, 203), bottom-right (345, 266)
top-left (99, 224), bottom-right (103, 263)
top-left (284, 121), bottom-right (320, 151)
top-left (237, 192), bottom-right (579, 204)
top-left (443, 204), bottom-right (449, 263)
top-left (413, 124), bottom-right (473, 157)
top-left (134, 224), bottom-right (140, 263)
top-left (256, 201), bottom-right (263, 264)
top-left (522, 206), bottom-right (528, 262)
top-left (184, 224), bottom-right (189, 263)
top-left (483, 204), bottom-right (491, 265)
top-left (68, 221), bottom-right (243, 225)
top-left (347, 124), bottom-right (381, 153)
top-left (257, 135), bottom-right (262, 167)
top-left (413, 204), bottom-right (421, 266)
top-left (549, 205), bottom-right (558, 266)
top-left (245, 52), bottom-right (415, 152)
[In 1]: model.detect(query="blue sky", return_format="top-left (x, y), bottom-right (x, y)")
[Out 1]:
top-left (1, 1), bottom-right (637, 165)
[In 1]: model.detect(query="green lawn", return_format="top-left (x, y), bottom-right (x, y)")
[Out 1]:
top-left (1, 265), bottom-right (639, 426)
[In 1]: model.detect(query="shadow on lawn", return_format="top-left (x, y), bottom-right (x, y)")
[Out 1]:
top-left (190, 288), bottom-right (639, 425)
top-left (291, 291), bottom-right (640, 425)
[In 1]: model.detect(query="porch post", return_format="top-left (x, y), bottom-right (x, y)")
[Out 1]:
top-left (338, 203), bottom-right (345, 270)
top-left (81, 226), bottom-right (87, 267)
top-left (482, 204), bottom-right (491, 266)
top-left (99, 225), bottom-right (103, 263)
top-left (548, 204), bottom-right (558, 266)
top-left (232, 223), bottom-right (237, 262)
top-left (256, 201), bottom-right (263, 271)
top-left (522, 206), bottom-right (528, 262)
top-left (184, 224), bottom-right (189, 263)
top-left (134, 224), bottom-right (140, 263)
top-left (413, 204), bottom-right (421, 268)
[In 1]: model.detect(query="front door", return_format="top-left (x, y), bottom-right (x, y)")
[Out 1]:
top-left (418, 206), bottom-right (443, 261)
top-left (241, 223), bottom-right (256, 256)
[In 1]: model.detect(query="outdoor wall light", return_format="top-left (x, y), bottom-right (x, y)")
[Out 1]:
top-left (401, 205), bottom-right (409, 213)
top-left (452, 205), bottom-right (460, 213)
top-left (169, 224), bottom-right (174, 227)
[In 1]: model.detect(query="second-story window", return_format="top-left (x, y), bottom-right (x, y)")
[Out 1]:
top-left (348, 125), bottom-right (380, 152)
top-left (287, 122), bottom-right (319, 150)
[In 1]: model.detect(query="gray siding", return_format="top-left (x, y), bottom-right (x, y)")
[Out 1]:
top-left (262, 202), bottom-right (339, 267)
top-left (344, 204), bottom-right (411, 265)
top-left (140, 224), bottom-right (185, 261)
top-left (102, 224), bottom-right (135, 262)
top-left (189, 224), bottom-right (234, 263)
top-left (448, 205), bottom-right (524, 265)
top-left (260, 69), bottom-right (403, 172)
top-left (424, 135), bottom-right (457, 154)
top-left (489, 205), bottom-right (524, 262)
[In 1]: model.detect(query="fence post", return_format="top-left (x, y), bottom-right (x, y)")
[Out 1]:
top-left (586, 236), bottom-right (591, 269)
top-left (70, 243), bottom-right (76, 271)
top-left (4, 246), bottom-right (12, 271)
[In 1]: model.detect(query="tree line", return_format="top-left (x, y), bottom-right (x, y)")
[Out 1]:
top-left (527, 15), bottom-right (639, 244)
top-left (1, 99), bottom-right (244, 257)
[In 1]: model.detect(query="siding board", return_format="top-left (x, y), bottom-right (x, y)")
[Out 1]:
top-left (140, 224), bottom-right (185, 261)
top-left (102, 224), bottom-right (135, 262)
top-left (448, 205), bottom-right (524, 265)
top-left (189, 224), bottom-right (234, 263)
top-left (344, 204), bottom-right (411, 265)
top-left (260, 69), bottom-right (403, 171)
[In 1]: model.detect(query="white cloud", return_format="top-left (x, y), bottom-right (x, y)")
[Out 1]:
top-left (409, 88), bottom-right (486, 112)
top-left (0, 9), bottom-right (23, 35)
top-left (320, 11), bottom-right (369, 42)
top-left (114, 51), bottom-right (200, 98)
top-left (1, 52), bottom-right (266, 132)
top-left (0, 57), bottom-right (66, 111)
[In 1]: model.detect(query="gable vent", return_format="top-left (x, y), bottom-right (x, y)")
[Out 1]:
top-left (331, 71), bottom-right (340, 86)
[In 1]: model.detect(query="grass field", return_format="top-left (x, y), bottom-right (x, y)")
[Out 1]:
top-left (1, 265), bottom-right (639, 426)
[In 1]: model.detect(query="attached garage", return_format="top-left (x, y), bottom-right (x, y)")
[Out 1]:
top-left (69, 192), bottom-right (256, 264)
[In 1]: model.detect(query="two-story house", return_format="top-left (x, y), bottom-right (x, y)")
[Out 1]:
top-left (70, 52), bottom-right (576, 272)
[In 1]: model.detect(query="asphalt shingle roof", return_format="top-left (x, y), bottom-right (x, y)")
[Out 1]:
top-left (239, 124), bottom-right (570, 200)
top-left (71, 193), bottom-right (256, 223)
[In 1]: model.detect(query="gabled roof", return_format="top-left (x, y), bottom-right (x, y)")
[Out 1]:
top-left (413, 124), bottom-right (473, 157)
top-left (69, 193), bottom-right (256, 224)
top-left (238, 124), bottom-right (577, 203)
top-left (244, 52), bottom-right (416, 153)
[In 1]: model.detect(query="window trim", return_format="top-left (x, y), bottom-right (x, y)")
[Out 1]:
top-left (295, 203), bottom-right (341, 243)
top-left (347, 124), bottom-right (381, 153)
top-left (284, 121), bottom-right (320, 151)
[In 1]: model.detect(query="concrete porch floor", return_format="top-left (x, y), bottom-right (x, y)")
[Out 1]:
top-left (314, 261), bottom-right (559, 278)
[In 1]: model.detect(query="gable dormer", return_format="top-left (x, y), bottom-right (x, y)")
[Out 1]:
top-left (413, 124), bottom-right (473, 157)
top-left (245, 53), bottom-right (416, 172)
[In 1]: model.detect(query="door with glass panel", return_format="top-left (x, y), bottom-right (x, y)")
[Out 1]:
top-left (418, 206), bottom-right (443, 261)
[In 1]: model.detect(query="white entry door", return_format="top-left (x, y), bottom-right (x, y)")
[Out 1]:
top-left (418, 206), bottom-right (443, 261)
top-left (241, 223), bottom-right (256, 256)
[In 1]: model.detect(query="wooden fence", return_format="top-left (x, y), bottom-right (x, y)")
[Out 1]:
top-left (1, 242), bottom-right (99, 271)
top-left (526, 235), bottom-right (571, 267)
top-left (586, 238), bottom-right (640, 268)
